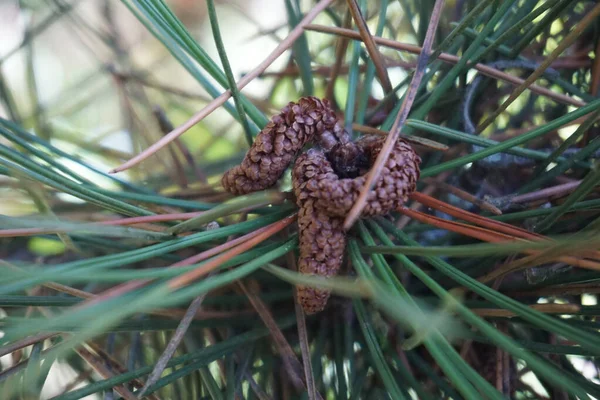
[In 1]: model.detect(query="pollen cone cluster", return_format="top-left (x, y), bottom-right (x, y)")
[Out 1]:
top-left (222, 97), bottom-right (421, 314)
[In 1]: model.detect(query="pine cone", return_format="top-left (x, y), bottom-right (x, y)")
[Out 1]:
top-left (222, 97), bottom-right (350, 195)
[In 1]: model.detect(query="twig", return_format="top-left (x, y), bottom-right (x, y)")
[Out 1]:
top-left (346, 0), bottom-right (392, 94)
top-left (0, 333), bottom-right (58, 358)
top-left (398, 206), bottom-right (600, 270)
top-left (152, 106), bottom-right (189, 188)
top-left (352, 123), bottom-right (449, 151)
top-left (75, 347), bottom-right (138, 400)
top-left (110, 0), bottom-right (334, 173)
top-left (260, 59), bottom-right (415, 78)
top-left (476, 2), bottom-right (600, 133)
top-left (237, 280), bottom-right (321, 397)
top-left (510, 180), bottom-right (582, 204)
top-left (288, 250), bottom-right (319, 400)
top-left (137, 292), bottom-right (209, 398)
top-left (304, 24), bottom-right (586, 107)
top-left (325, 10), bottom-right (351, 103)
top-left (167, 214), bottom-right (297, 289)
top-left (472, 303), bottom-right (580, 317)
top-left (342, 0), bottom-right (446, 230)
top-left (153, 105), bottom-right (207, 183)
top-left (423, 178), bottom-right (502, 215)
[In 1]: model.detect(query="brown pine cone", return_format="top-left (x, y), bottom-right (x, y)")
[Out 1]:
top-left (222, 97), bottom-right (350, 195)
top-left (295, 198), bottom-right (346, 314)
top-left (293, 136), bottom-right (421, 218)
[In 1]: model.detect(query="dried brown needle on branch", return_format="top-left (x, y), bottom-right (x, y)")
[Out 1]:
top-left (342, 0), bottom-right (446, 230)
top-left (110, 0), bottom-right (334, 174)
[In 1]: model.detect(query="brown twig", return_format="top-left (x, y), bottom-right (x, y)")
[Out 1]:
top-left (137, 291), bottom-right (210, 398)
top-left (342, 0), bottom-right (446, 230)
top-left (423, 178), bottom-right (502, 215)
top-left (346, 0), bottom-right (393, 95)
top-left (591, 40), bottom-right (600, 97)
top-left (260, 60), bottom-right (416, 78)
top-left (110, 0), bottom-right (335, 173)
top-left (304, 24), bottom-right (586, 108)
top-left (472, 303), bottom-right (580, 317)
top-left (0, 333), bottom-right (58, 358)
top-left (153, 105), bottom-right (207, 183)
top-left (398, 207), bottom-right (600, 271)
top-left (237, 280), bottom-right (314, 395)
top-left (325, 10), bottom-right (351, 103)
top-left (291, 262), bottom-right (319, 400)
top-left (75, 347), bottom-right (138, 400)
top-left (510, 180), bottom-right (582, 204)
top-left (352, 123), bottom-right (449, 151)
top-left (0, 211), bottom-right (205, 237)
top-left (153, 106), bottom-right (189, 188)
top-left (476, 2), bottom-right (600, 133)
top-left (167, 214), bottom-right (296, 289)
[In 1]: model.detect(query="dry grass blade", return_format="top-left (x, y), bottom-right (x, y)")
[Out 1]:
top-left (510, 180), bottom-right (582, 204)
top-left (422, 178), bottom-right (502, 215)
top-left (0, 211), bottom-right (205, 237)
top-left (57, 221), bottom-right (288, 321)
top-left (346, 0), bottom-right (393, 94)
top-left (110, 0), bottom-right (334, 173)
top-left (137, 292), bottom-right (209, 398)
top-left (167, 214), bottom-right (296, 289)
top-left (410, 192), bottom-right (540, 240)
top-left (412, 192), bottom-right (600, 261)
top-left (398, 207), bottom-right (600, 270)
top-left (352, 123), bottom-right (449, 151)
top-left (343, 0), bottom-right (446, 230)
top-left (472, 304), bottom-right (580, 318)
top-left (0, 333), bottom-right (58, 358)
top-left (476, 3), bottom-right (600, 133)
top-left (74, 347), bottom-right (138, 400)
top-left (236, 280), bottom-right (321, 397)
top-left (325, 10), bottom-right (351, 103)
top-left (305, 25), bottom-right (586, 107)
top-left (287, 249), bottom-right (319, 400)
